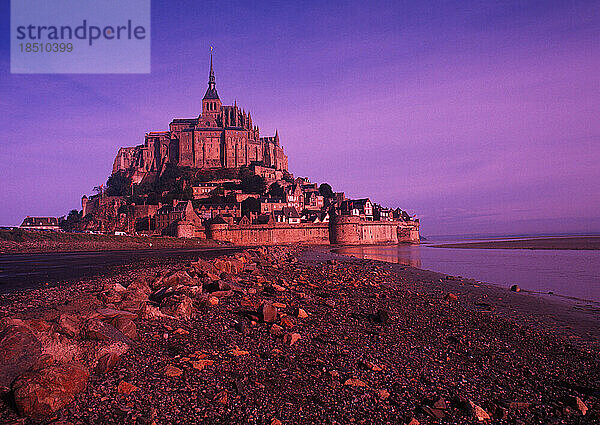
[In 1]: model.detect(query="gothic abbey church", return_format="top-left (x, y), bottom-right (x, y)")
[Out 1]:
top-left (112, 54), bottom-right (288, 183)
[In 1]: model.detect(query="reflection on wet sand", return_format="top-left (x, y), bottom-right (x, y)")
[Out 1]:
top-left (334, 241), bottom-right (600, 303)
top-left (336, 245), bottom-right (422, 268)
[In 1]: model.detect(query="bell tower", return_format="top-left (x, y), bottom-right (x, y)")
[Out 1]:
top-left (202, 49), bottom-right (221, 117)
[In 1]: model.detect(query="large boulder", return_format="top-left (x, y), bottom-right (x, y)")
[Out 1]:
top-left (55, 314), bottom-right (82, 338)
top-left (213, 258), bottom-right (244, 275)
top-left (94, 342), bottom-right (129, 374)
top-left (190, 258), bottom-right (219, 276)
top-left (36, 330), bottom-right (81, 364)
top-left (110, 317), bottom-right (138, 340)
top-left (12, 362), bottom-right (89, 420)
top-left (98, 289), bottom-right (122, 304)
top-left (153, 271), bottom-right (196, 290)
top-left (96, 308), bottom-right (137, 320)
top-left (84, 319), bottom-right (132, 345)
top-left (140, 303), bottom-right (170, 320)
top-left (0, 324), bottom-right (42, 392)
top-left (160, 294), bottom-right (194, 319)
top-left (150, 286), bottom-right (175, 304)
top-left (178, 285), bottom-right (204, 300)
top-left (122, 277), bottom-right (152, 302)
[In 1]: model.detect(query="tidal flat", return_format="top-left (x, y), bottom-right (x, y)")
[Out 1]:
top-left (432, 236), bottom-right (600, 250)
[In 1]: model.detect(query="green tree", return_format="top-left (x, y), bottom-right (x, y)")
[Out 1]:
top-left (241, 197), bottom-right (261, 217)
top-left (67, 209), bottom-right (81, 220)
top-left (268, 182), bottom-right (284, 198)
top-left (319, 183), bottom-right (334, 198)
top-left (182, 185), bottom-right (194, 201)
top-left (60, 209), bottom-right (82, 231)
top-left (239, 167), bottom-right (266, 194)
top-left (106, 172), bottom-right (132, 197)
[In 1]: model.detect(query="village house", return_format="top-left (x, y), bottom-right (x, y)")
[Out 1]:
top-left (260, 197), bottom-right (287, 214)
top-left (274, 206), bottom-right (301, 224)
top-left (192, 182), bottom-right (219, 199)
top-left (192, 179), bottom-right (242, 200)
top-left (391, 208), bottom-right (414, 222)
top-left (339, 198), bottom-right (373, 220)
top-left (196, 203), bottom-right (241, 220)
top-left (295, 177), bottom-right (319, 193)
top-left (156, 201), bottom-right (187, 231)
top-left (20, 217), bottom-right (61, 231)
top-left (284, 184), bottom-right (304, 211)
top-left (304, 191), bottom-right (324, 210)
top-left (155, 201), bottom-right (203, 236)
top-left (373, 205), bottom-right (393, 221)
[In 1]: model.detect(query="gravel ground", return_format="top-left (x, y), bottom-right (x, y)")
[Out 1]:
top-left (0, 246), bottom-right (598, 424)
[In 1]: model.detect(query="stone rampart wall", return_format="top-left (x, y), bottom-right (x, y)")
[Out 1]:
top-left (207, 216), bottom-right (419, 246)
top-left (329, 216), bottom-right (402, 245)
top-left (207, 222), bottom-right (329, 246)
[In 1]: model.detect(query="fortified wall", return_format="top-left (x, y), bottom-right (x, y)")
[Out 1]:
top-left (207, 216), bottom-right (419, 246)
top-left (328, 216), bottom-right (420, 245)
top-left (207, 222), bottom-right (330, 246)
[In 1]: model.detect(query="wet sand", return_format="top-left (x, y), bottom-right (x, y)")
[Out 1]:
top-left (432, 236), bottom-right (600, 250)
top-left (0, 229), bottom-right (222, 254)
top-left (322, 246), bottom-right (600, 348)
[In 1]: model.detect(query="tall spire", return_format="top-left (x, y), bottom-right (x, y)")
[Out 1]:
top-left (208, 47), bottom-right (215, 90)
top-left (203, 47), bottom-right (219, 100)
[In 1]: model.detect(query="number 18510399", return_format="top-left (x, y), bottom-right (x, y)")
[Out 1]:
top-left (19, 43), bottom-right (73, 53)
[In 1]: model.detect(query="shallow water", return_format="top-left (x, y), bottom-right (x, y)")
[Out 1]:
top-left (335, 241), bottom-right (600, 303)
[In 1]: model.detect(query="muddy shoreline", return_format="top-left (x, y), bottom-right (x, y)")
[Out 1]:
top-left (0, 229), bottom-right (223, 254)
top-left (431, 236), bottom-right (600, 250)
top-left (0, 246), bottom-right (598, 424)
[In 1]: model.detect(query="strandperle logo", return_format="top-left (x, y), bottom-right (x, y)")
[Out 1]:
top-left (16, 20), bottom-right (147, 46)
top-left (11, 0), bottom-right (150, 74)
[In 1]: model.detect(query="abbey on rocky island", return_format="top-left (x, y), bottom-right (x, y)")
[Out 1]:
top-left (112, 53), bottom-right (288, 183)
top-left (68, 53), bottom-right (420, 245)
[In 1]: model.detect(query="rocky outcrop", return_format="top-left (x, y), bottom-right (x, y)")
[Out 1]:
top-left (0, 324), bottom-right (42, 392)
top-left (12, 362), bottom-right (89, 420)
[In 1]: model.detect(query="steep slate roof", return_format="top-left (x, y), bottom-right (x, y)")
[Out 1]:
top-left (173, 201), bottom-right (189, 212)
top-left (281, 206), bottom-right (300, 218)
top-left (20, 217), bottom-right (59, 227)
top-left (203, 88), bottom-right (220, 100)
top-left (210, 215), bottom-right (228, 224)
top-left (171, 118), bottom-right (198, 124)
top-left (198, 203), bottom-right (239, 210)
top-left (256, 214), bottom-right (273, 224)
top-left (341, 198), bottom-right (371, 209)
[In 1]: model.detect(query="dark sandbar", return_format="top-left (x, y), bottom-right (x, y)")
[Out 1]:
top-left (432, 236), bottom-right (600, 250)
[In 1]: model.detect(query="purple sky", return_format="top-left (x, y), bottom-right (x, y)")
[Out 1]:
top-left (1, 0), bottom-right (599, 236)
